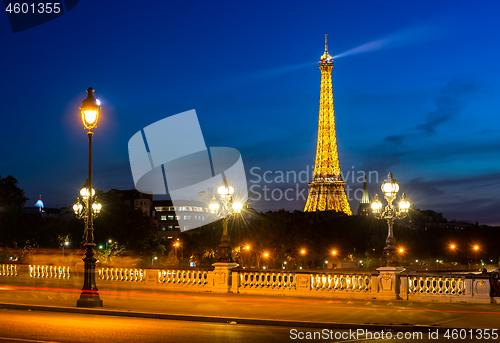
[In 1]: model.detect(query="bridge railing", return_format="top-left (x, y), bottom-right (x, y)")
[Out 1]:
top-left (399, 271), bottom-right (492, 303)
top-left (0, 262), bottom-right (497, 304)
top-left (234, 269), bottom-right (375, 299)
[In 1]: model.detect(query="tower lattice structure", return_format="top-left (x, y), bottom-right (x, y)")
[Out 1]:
top-left (304, 35), bottom-right (352, 215)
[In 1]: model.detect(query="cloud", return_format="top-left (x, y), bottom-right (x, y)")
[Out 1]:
top-left (415, 76), bottom-right (477, 134)
top-left (399, 173), bottom-right (500, 225)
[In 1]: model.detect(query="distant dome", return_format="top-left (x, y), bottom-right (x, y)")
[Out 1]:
top-left (34, 195), bottom-right (44, 208)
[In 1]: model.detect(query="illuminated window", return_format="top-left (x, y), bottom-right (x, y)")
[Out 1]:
top-left (184, 216), bottom-right (191, 220)
top-left (168, 215), bottom-right (174, 220)
top-left (175, 215), bottom-right (180, 220)
top-left (160, 215), bottom-right (166, 221)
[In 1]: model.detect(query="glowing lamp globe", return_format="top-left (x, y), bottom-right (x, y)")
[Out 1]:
top-left (80, 87), bottom-right (101, 130)
top-left (217, 184), bottom-right (234, 199)
top-left (371, 194), bottom-right (383, 214)
top-left (73, 198), bottom-right (83, 214)
top-left (381, 172), bottom-right (399, 198)
top-left (399, 193), bottom-right (410, 213)
top-left (209, 202), bottom-right (220, 213)
top-left (232, 202), bottom-right (243, 213)
top-left (80, 186), bottom-right (95, 199)
top-left (92, 202), bottom-right (102, 214)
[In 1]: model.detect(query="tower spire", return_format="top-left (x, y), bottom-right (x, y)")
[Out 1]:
top-left (304, 35), bottom-right (351, 215)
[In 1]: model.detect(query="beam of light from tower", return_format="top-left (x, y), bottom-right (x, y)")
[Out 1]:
top-left (332, 23), bottom-right (444, 59)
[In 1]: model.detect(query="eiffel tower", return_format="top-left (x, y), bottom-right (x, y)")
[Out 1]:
top-left (304, 34), bottom-right (352, 215)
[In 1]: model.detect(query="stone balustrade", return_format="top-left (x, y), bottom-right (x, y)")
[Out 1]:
top-left (400, 271), bottom-right (492, 303)
top-left (99, 267), bottom-right (145, 282)
top-left (157, 269), bottom-right (210, 286)
top-left (236, 270), bottom-right (373, 298)
top-left (0, 262), bottom-right (498, 304)
top-left (408, 275), bottom-right (465, 296)
top-left (0, 264), bottom-right (17, 277)
top-left (29, 265), bottom-right (71, 279)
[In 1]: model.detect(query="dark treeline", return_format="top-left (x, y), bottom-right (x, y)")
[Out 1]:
top-left (185, 210), bottom-right (500, 268)
top-left (1, 175), bottom-right (499, 267)
top-left (0, 175), bottom-right (164, 264)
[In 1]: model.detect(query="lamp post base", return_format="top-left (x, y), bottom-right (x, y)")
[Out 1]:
top-left (76, 245), bottom-right (103, 308)
top-left (215, 241), bottom-right (233, 263)
top-left (381, 244), bottom-right (398, 267)
top-left (76, 294), bottom-right (103, 308)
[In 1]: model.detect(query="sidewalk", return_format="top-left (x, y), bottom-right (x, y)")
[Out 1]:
top-left (0, 285), bottom-right (499, 331)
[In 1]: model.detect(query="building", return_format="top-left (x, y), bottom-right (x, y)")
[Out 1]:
top-left (111, 189), bottom-right (153, 216)
top-left (153, 199), bottom-right (211, 242)
top-left (357, 175), bottom-right (371, 216)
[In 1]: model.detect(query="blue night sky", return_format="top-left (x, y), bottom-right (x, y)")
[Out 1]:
top-left (1, 0), bottom-right (499, 225)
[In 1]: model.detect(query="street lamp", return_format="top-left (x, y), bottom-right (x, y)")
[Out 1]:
top-left (62, 241), bottom-right (69, 256)
top-left (474, 245), bottom-right (479, 265)
top-left (209, 177), bottom-right (243, 262)
top-left (173, 241), bottom-right (183, 261)
top-left (263, 252), bottom-right (269, 269)
top-left (371, 172), bottom-right (410, 266)
top-left (152, 256), bottom-right (157, 265)
top-left (73, 87), bottom-right (103, 308)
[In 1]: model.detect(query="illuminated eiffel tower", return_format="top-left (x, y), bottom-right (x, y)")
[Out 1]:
top-left (304, 34), bottom-right (352, 215)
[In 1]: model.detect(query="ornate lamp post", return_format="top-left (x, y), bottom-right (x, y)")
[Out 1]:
top-left (209, 177), bottom-right (243, 263)
top-left (73, 87), bottom-right (103, 308)
top-left (371, 172), bottom-right (410, 267)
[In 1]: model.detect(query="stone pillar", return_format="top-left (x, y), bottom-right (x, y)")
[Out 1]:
top-left (472, 274), bottom-right (492, 303)
top-left (296, 273), bottom-right (311, 292)
top-left (398, 272), bottom-right (408, 300)
top-left (146, 268), bottom-right (158, 284)
top-left (375, 266), bottom-right (405, 300)
top-left (231, 269), bottom-right (240, 293)
top-left (212, 262), bottom-right (238, 293)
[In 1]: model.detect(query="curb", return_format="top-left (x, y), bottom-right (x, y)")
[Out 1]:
top-left (0, 302), bottom-right (457, 332)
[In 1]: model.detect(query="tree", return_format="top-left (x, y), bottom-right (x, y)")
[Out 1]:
top-left (0, 175), bottom-right (29, 248)
top-left (0, 175), bottom-right (28, 212)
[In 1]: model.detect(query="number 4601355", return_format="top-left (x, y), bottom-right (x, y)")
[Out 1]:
top-left (5, 3), bottom-right (61, 14)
